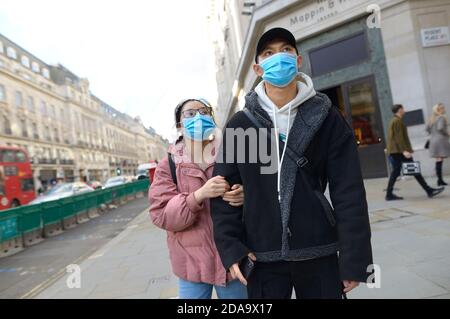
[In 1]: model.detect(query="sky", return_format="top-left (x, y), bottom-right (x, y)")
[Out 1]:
top-left (0, 0), bottom-right (218, 141)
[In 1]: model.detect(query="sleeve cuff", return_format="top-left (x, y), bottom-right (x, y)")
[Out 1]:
top-left (186, 192), bottom-right (204, 213)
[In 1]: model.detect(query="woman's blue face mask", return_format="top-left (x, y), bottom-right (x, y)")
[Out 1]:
top-left (259, 52), bottom-right (298, 87)
top-left (182, 113), bottom-right (216, 141)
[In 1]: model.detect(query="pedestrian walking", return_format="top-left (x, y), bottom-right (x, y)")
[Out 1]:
top-left (211, 27), bottom-right (373, 299)
top-left (426, 103), bottom-right (450, 186)
top-left (149, 98), bottom-right (248, 299)
top-left (386, 104), bottom-right (444, 200)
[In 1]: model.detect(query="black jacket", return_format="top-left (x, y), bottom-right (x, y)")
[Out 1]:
top-left (210, 91), bottom-right (373, 283)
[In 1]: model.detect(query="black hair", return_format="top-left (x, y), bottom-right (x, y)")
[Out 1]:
top-left (392, 104), bottom-right (404, 114)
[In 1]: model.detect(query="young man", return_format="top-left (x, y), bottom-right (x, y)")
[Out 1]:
top-left (211, 28), bottom-right (373, 299)
top-left (385, 104), bottom-right (444, 201)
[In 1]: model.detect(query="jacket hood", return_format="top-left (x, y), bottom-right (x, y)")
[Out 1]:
top-left (255, 72), bottom-right (317, 116)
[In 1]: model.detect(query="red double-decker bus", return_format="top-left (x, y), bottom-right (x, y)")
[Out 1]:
top-left (0, 146), bottom-right (36, 210)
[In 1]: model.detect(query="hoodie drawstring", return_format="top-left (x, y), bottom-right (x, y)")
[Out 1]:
top-left (271, 101), bottom-right (293, 202)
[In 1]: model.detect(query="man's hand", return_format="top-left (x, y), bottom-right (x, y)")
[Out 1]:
top-left (229, 253), bottom-right (256, 286)
top-left (194, 176), bottom-right (230, 204)
top-left (222, 184), bottom-right (244, 207)
top-left (403, 151), bottom-right (413, 159)
top-left (342, 280), bottom-right (360, 293)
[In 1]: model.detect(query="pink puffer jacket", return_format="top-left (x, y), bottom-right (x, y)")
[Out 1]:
top-left (149, 141), bottom-right (231, 286)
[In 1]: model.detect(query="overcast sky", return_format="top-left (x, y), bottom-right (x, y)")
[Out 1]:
top-left (0, 0), bottom-right (217, 141)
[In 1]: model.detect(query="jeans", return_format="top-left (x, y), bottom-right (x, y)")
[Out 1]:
top-left (178, 278), bottom-right (247, 299)
top-left (386, 154), bottom-right (430, 195)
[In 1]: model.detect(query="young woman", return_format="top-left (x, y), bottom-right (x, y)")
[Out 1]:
top-left (149, 98), bottom-right (247, 299)
top-left (427, 103), bottom-right (450, 186)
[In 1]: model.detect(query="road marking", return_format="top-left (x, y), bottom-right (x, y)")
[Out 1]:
top-left (19, 247), bottom-right (98, 299)
top-left (88, 253), bottom-right (104, 260)
top-left (19, 206), bottom-right (150, 299)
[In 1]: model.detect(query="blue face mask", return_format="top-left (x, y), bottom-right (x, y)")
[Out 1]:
top-left (182, 113), bottom-right (216, 141)
top-left (260, 52), bottom-right (298, 87)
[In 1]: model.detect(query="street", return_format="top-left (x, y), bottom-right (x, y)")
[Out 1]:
top-left (0, 197), bottom-right (149, 299)
top-left (24, 175), bottom-right (450, 299)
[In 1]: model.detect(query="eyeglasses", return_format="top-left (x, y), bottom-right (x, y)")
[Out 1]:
top-left (181, 107), bottom-right (212, 118)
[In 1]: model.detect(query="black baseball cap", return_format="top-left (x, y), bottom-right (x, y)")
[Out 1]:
top-left (255, 27), bottom-right (298, 63)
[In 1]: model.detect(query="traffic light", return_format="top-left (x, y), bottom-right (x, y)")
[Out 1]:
top-left (116, 167), bottom-right (122, 176)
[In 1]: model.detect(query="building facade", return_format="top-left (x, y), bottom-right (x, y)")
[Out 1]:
top-left (211, 0), bottom-right (450, 178)
top-left (0, 33), bottom-right (168, 190)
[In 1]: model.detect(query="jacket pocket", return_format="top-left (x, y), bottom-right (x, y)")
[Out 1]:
top-left (176, 227), bottom-right (204, 248)
top-left (314, 190), bottom-right (336, 227)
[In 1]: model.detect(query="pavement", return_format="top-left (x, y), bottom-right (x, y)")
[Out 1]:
top-left (0, 197), bottom-right (150, 299)
top-left (33, 175), bottom-right (450, 299)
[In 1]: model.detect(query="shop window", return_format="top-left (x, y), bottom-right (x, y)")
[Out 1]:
top-left (310, 32), bottom-right (369, 77)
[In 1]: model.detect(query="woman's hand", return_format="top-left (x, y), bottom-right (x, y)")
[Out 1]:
top-left (194, 176), bottom-right (230, 204)
top-left (222, 184), bottom-right (244, 207)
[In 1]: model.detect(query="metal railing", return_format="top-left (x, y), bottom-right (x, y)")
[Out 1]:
top-left (0, 179), bottom-right (150, 258)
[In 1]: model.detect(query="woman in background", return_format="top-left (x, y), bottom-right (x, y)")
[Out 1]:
top-left (427, 103), bottom-right (450, 186)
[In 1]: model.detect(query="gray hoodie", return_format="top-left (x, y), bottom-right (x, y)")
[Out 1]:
top-left (255, 72), bottom-right (317, 141)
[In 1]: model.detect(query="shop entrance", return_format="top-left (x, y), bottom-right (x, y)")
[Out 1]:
top-left (322, 76), bottom-right (387, 178)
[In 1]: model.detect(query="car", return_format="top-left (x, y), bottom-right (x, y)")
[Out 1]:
top-left (135, 168), bottom-right (149, 180)
top-left (104, 176), bottom-right (128, 189)
top-left (135, 162), bottom-right (157, 180)
top-left (29, 182), bottom-right (94, 204)
top-left (88, 181), bottom-right (103, 190)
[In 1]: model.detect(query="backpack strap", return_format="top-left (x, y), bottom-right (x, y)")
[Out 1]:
top-left (243, 107), bottom-right (326, 192)
top-left (167, 153), bottom-right (177, 186)
top-left (243, 108), bottom-right (310, 169)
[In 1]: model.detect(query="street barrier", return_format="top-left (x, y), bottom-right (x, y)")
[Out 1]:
top-left (18, 204), bottom-right (44, 247)
top-left (0, 179), bottom-right (150, 258)
top-left (0, 208), bottom-right (23, 258)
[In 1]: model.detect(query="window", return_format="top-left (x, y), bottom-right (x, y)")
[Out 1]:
top-left (42, 68), bottom-right (50, 79)
top-left (15, 91), bottom-right (23, 107)
top-left (45, 126), bottom-right (51, 141)
top-left (41, 101), bottom-right (47, 116)
top-left (21, 56), bottom-right (30, 68)
top-left (2, 116), bottom-right (12, 134)
top-left (50, 105), bottom-right (55, 118)
top-left (31, 62), bottom-right (40, 73)
top-left (309, 32), bottom-right (369, 77)
top-left (0, 84), bottom-right (5, 101)
top-left (54, 128), bottom-right (60, 142)
top-left (4, 166), bottom-right (18, 176)
top-left (21, 119), bottom-right (28, 137)
top-left (27, 96), bottom-right (34, 112)
top-left (6, 47), bottom-right (17, 59)
top-left (59, 107), bottom-right (65, 120)
top-left (32, 122), bottom-right (39, 139)
top-left (21, 178), bottom-right (34, 192)
top-left (1, 150), bottom-right (15, 162)
top-left (0, 41), bottom-right (3, 54)
top-left (16, 151), bottom-right (26, 163)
